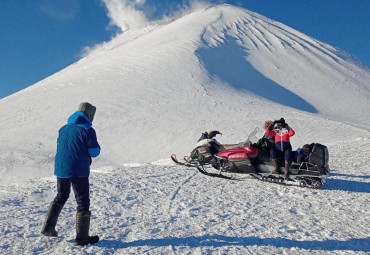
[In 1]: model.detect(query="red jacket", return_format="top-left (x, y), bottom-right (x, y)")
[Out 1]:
top-left (265, 126), bottom-right (295, 144)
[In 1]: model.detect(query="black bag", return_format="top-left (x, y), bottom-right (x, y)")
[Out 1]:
top-left (297, 143), bottom-right (314, 163)
top-left (308, 143), bottom-right (329, 168)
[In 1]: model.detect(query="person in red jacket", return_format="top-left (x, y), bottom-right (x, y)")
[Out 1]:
top-left (265, 118), bottom-right (295, 178)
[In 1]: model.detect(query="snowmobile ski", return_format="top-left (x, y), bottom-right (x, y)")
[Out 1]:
top-left (171, 154), bottom-right (232, 179)
top-left (171, 154), bottom-right (199, 168)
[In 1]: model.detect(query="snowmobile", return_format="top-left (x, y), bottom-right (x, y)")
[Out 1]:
top-left (171, 128), bottom-right (330, 188)
top-left (171, 130), bottom-right (233, 179)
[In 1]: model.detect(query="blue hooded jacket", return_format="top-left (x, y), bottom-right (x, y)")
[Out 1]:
top-left (54, 111), bottom-right (100, 178)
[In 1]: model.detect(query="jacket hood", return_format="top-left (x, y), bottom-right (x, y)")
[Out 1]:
top-left (67, 111), bottom-right (92, 128)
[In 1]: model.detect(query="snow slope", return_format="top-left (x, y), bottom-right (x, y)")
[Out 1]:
top-left (0, 4), bottom-right (369, 254)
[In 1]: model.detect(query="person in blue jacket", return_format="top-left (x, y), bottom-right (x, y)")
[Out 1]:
top-left (41, 102), bottom-right (101, 246)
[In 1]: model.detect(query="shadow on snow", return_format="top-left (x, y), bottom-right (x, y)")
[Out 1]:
top-left (98, 234), bottom-right (370, 252)
top-left (323, 170), bottom-right (370, 193)
top-left (323, 178), bottom-right (370, 193)
top-left (330, 172), bottom-right (370, 180)
top-left (196, 38), bottom-right (317, 113)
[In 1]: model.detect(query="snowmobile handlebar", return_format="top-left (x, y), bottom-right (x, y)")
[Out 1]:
top-left (197, 130), bottom-right (222, 142)
top-left (208, 130), bottom-right (222, 139)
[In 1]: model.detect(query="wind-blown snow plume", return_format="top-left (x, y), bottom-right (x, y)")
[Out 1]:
top-left (81, 0), bottom-right (149, 56)
top-left (83, 0), bottom-right (212, 57)
top-left (101, 0), bottom-right (149, 32)
top-left (101, 0), bottom-right (215, 32)
top-left (81, 0), bottom-right (150, 57)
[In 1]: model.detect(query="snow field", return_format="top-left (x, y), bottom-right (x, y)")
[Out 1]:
top-left (1, 139), bottom-right (369, 255)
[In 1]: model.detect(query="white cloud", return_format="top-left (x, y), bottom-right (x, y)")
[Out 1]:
top-left (101, 0), bottom-right (149, 32)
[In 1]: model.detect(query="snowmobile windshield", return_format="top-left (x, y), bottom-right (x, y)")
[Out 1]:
top-left (197, 132), bottom-right (209, 142)
top-left (242, 127), bottom-right (259, 147)
top-left (247, 127), bottom-right (259, 143)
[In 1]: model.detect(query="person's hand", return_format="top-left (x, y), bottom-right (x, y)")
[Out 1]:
top-left (268, 122), bottom-right (276, 130)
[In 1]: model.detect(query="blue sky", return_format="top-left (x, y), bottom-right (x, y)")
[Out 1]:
top-left (1, 0), bottom-right (370, 99)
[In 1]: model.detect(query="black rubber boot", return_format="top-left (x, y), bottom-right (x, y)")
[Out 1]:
top-left (75, 211), bottom-right (99, 246)
top-left (271, 158), bottom-right (280, 174)
top-left (41, 202), bottom-right (64, 237)
top-left (284, 160), bottom-right (292, 179)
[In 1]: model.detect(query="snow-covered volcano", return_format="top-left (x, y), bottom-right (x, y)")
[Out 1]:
top-left (1, 4), bottom-right (369, 169)
top-left (0, 4), bottom-right (369, 254)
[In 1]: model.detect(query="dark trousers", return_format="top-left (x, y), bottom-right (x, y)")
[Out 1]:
top-left (54, 177), bottom-right (90, 212)
top-left (270, 143), bottom-right (293, 161)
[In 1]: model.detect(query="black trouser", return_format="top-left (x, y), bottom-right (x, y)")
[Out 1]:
top-left (270, 142), bottom-right (293, 161)
top-left (54, 177), bottom-right (90, 212)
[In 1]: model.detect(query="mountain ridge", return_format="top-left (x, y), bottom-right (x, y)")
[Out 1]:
top-left (0, 4), bottom-right (369, 180)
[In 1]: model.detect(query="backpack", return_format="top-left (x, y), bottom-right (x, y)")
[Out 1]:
top-left (308, 143), bottom-right (329, 168)
top-left (297, 143), bottom-right (314, 163)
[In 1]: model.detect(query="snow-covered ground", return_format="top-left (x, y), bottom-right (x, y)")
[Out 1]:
top-left (1, 153), bottom-right (369, 254)
top-left (0, 4), bottom-right (369, 254)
